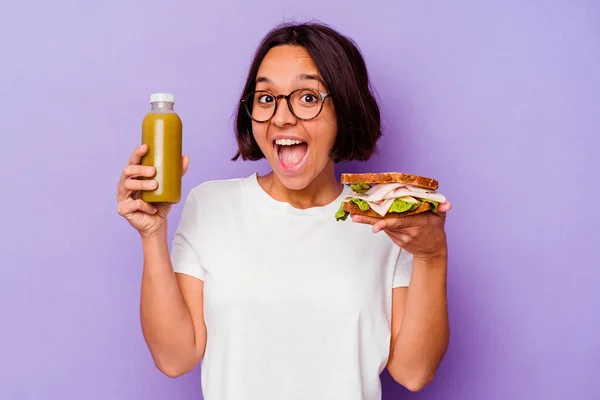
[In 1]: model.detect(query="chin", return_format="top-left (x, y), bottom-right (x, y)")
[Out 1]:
top-left (272, 172), bottom-right (314, 191)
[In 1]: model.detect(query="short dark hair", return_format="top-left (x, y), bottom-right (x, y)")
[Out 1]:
top-left (232, 21), bottom-right (382, 162)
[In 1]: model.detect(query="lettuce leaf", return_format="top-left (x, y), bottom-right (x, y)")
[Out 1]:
top-left (335, 202), bottom-right (349, 221)
top-left (349, 181), bottom-right (371, 193)
top-left (421, 199), bottom-right (439, 213)
top-left (351, 197), bottom-right (371, 211)
top-left (335, 198), bottom-right (371, 221)
top-left (388, 198), bottom-right (420, 213)
top-left (335, 197), bottom-right (440, 221)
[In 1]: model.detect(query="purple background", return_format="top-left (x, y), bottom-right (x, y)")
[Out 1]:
top-left (1, 1), bottom-right (598, 399)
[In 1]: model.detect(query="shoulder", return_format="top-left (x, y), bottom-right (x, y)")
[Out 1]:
top-left (181, 174), bottom-right (254, 211)
top-left (190, 174), bottom-right (253, 198)
top-left (175, 174), bottom-right (253, 228)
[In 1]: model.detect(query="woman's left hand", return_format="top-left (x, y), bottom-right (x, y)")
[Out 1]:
top-left (351, 200), bottom-right (452, 262)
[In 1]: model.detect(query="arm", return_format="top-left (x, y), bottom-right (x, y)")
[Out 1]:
top-left (386, 252), bottom-right (449, 391)
top-left (350, 200), bottom-right (452, 392)
top-left (139, 228), bottom-right (207, 378)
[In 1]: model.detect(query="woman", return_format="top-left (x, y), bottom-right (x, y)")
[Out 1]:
top-left (116, 22), bottom-right (451, 400)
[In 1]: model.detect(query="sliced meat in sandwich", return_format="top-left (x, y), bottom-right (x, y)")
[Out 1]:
top-left (335, 172), bottom-right (447, 220)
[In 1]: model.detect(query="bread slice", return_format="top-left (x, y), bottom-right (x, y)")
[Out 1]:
top-left (341, 172), bottom-right (438, 190)
top-left (343, 201), bottom-right (432, 219)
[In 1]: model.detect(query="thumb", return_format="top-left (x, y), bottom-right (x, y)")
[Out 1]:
top-left (437, 199), bottom-right (452, 213)
top-left (182, 156), bottom-right (190, 176)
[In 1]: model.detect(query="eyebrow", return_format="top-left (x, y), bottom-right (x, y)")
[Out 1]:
top-left (297, 73), bottom-right (325, 87)
top-left (255, 76), bottom-right (272, 84)
top-left (255, 73), bottom-right (326, 87)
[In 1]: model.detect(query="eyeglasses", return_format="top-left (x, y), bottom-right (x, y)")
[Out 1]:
top-left (241, 88), bottom-right (331, 123)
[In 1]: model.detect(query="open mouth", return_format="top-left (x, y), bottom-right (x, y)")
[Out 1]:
top-left (273, 138), bottom-right (309, 171)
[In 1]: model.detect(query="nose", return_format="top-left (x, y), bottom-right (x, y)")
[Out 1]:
top-left (271, 97), bottom-right (297, 127)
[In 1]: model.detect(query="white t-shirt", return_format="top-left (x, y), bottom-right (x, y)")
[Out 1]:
top-left (170, 173), bottom-right (413, 400)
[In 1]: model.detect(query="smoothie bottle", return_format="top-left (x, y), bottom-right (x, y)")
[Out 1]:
top-left (140, 93), bottom-right (182, 204)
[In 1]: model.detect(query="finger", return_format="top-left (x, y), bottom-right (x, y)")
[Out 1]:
top-left (132, 199), bottom-right (158, 215)
top-left (116, 178), bottom-right (132, 203)
top-left (372, 216), bottom-right (415, 233)
top-left (117, 199), bottom-right (157, 218)
top-left (432, 209), bottom-right (448, 222)
top-left (435, 211), bottom-right (447, 221)
top-left (117, 165), bottom-right (156, 202)
top-left (352, 214), bottom-right (412, 234)
top-left (437, 200), bottom-right (452, 213)
top-left (123, 164), bottom-right (156, 180)
top-left (182, 155), bottom-right (190, 176)
top-left (129, 144), bottom-right (148, 165)
top-left (117, 146), bottom-right (153, 203)
top-left (351, 214), bottom-right (413, 233)
top-left (351, 214), bottom-right (382, 226)
top-left (124, 178), bottom-right (158, 192)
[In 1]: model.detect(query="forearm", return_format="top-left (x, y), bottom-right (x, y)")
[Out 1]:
top-left (139, 229), bottom-right (198, 374)
top-left (388, 251), bottom-right (449, 390)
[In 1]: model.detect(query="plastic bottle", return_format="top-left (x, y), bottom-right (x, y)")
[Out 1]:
top-left (140, 93), bottom-right (182, 204)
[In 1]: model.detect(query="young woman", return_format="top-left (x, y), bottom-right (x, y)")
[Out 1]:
top-left (116, 22), bottom-right (451, 400)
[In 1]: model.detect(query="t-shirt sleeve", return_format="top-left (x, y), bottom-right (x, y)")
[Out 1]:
top-left (170, 188), bottom-right (207, 281)
top-left (392, 248), bottom-right (414, 288)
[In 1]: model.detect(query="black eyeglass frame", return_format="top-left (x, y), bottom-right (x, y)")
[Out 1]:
top-left (240, 88), bottom-right (331, 123)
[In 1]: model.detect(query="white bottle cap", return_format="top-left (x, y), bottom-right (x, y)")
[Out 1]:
top-left (150, 93), bottom-right (175, 103)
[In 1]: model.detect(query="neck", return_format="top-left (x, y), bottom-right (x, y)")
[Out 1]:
top-left (258, 161), bottom-right (343, 209)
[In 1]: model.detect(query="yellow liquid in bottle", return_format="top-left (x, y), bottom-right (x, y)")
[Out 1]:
top-left (140, 109), bottom-right (182, 204)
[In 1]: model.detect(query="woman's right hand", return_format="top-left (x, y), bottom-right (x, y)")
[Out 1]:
top-left (116, 144), bottom-right (190, 238)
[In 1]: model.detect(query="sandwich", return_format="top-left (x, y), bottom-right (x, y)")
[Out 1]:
top-left (335, 172), bottom-right (447, 221)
